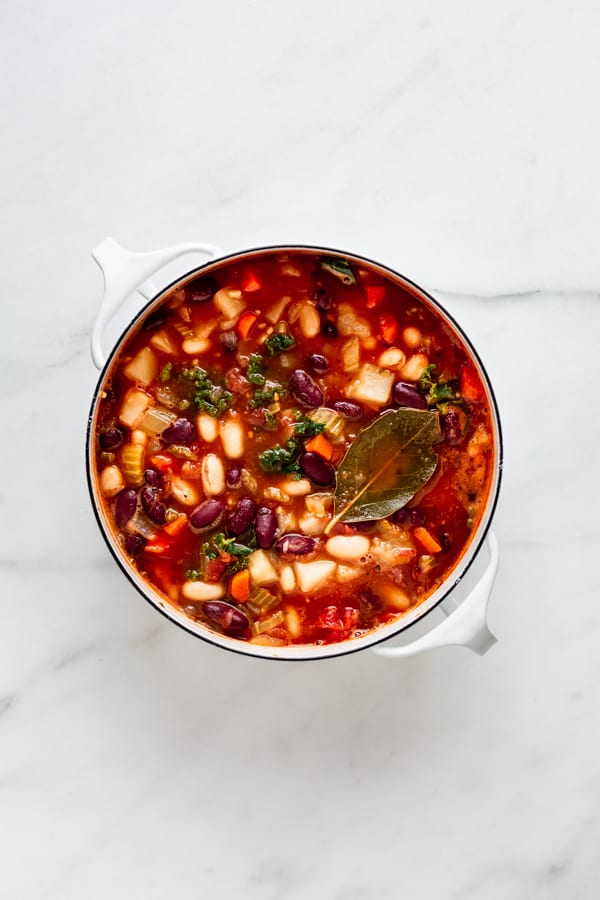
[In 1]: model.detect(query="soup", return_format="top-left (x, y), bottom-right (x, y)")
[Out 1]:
top-left (92, 250), bottom-right (494, 647)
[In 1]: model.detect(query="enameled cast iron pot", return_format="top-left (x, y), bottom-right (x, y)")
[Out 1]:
top-left (86, 239), bottom-right (503, 661)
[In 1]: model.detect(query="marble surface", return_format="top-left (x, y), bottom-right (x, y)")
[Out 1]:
top-left (2, 1), bottom-right (599, 897)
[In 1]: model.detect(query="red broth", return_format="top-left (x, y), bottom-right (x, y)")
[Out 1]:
top-left (92, 250), bottom-right (495, 647)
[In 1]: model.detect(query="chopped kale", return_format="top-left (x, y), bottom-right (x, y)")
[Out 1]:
top-left (419, 364), bottom-right (458, 406)
top-left (264, 332), bottom-right (296, 356)
top-left (259, 437), bottom-right (301, 474)
top-left (184, 568), bottom-right (202, 581)
top-left (292, 414), bottom-right (326, 437)
top-left (247, 353), bottom-right (266, 386)
top-left (180, 366), bottom-right (233, 417)
top-left (249, 382), bottom-right (285, 408)
top-left (160, 362), bottom-right (173, 383)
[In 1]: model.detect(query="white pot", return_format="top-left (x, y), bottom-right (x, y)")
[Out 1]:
top-left (86, 238), bottom-right (503, 661)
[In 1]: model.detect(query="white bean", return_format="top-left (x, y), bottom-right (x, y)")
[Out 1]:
top-left (130, 429), bottom-right (148, 446)
top-left (336, 564), bottom-right (361, 583)
top-left (281, 478), bottom-right (312, 496)
top-left (377, 347), bottom-right (406, 369)
top-left (182, 338), bottom-right (210, 355)
top-left (201, 453), bottom-right (225, 496)
top-left (402, 326), bottom-right (422, 349)
top-left (100, 465), bottom-right (124, 497)
top-left (285, 605), bottom-right (302, 638)
top-left (399, 352), bottom-right (430, 382)
top-left (197, 413), bottom-right (218, 443)
top-left (325, 534), bottom-right (370, 560)
top-left (298, 514), bottom-right (328, 536)
top-left (182, 581), bottom-right (225, 601)
top-left (299, 303), bottom-right (321, 338)
top-left (170, 476), bottom-right (200, 507)
top-left (219, 417), bottom-right (245, 459)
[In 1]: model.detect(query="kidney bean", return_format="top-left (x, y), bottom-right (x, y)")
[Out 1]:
top-left (321, 318), bottom-right (338, 338)
top-left (144, 468), bottom-right (162, 488)
top-left (219, 331), bottom-right (238, 353)
top-left (392, 382), bottom-right (427, 410)
top-left (442, 408), bottom-right (466, 446)
top-left (275, 534), bottom-right (316, 556)
top-left (142, 309), bottom-right (168, 331)
top-left (99, 427), bottom-right (124, 450)
top-left (140, 486), bottom-right (167, 525)
top-left (115, 488), bottom-right (137, 529)
top-left (289, 370), bottom-right (324, 408)
top-left (190, 499), bottom-right (225, 530)
top-left (125, 533), bottom-right (146, 555)
top-left (227, 498), bottom-right (257, 536)
top-left (256, 507), bottom-right (278, 549)
top-left (410, 509), bottom-right (426, 526)
top-left (300, 451), bottom-right (335, 486)
top-left (308, 353), bottom-right (329, 375)
top-left (333, 400), bottom-right (363, 419)
top-left (315, 288), bottom-right (332, 311)
top-left (184, 274), bottom-right (219, 304)
top-left (392, 508), bottom-right (409, 524)
top-left (162, 418), bottom-right (196, 445)
top-left (203, 600), bottom-right (250, 635)
top-left (226, 466), bottom-right (242, 488)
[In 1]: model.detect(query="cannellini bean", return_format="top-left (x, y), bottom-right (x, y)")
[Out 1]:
top-left (130, 429), bottom-right (148, 446)
top-left (281, 478), bottom-right (312, 496)
top-left (305, 493), bottom-right (333, 516)
top-left (280, 262), bottom-right (302, 277)
top-left (100, 465), bottom-right (124, 497)
top-left (403, 326), bottom-right (422, 349)
top-left (182, 338), bottom-right (210, 355)
top-left (170, 476), bottom-right (200, 507)
top-left (219, 417), bottom-right (245, 459)
top-left (280, 565), bottom-right (296, 593)
top-left (276, 506), bottom-right (297, 533)
top-left (182, 580), bottom-right (225, 601)
top-left (285, 605), bottom-right (302, 638)
top-left (201, 453), bottom-right (225, 496)
top-left (299, 303), bottom-right (321, 339)
top-left (336, 564), bottom-right (361, 583)
top-left (197, 413), bottom-right (218, 443)
top-left (325, 534), bottom-right (370, 560)
top-left (263, 486), bottom-right (290, 504)
top-left (377, 581), bottom-right (412, 611)
top-left (399, 352), bottom-right (430, 382)
top-left (298, 514), bottom-right (329, 536)
top-left (377, 347), bottom-right (406, 369)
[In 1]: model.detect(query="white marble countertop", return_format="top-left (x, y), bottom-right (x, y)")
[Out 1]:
top-left (2, 1), bottom-right (599, 897)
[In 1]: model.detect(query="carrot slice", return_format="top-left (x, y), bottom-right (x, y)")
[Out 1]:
top-left (413, 526), bottom-right (442, 554)
top-left (378, 312), bottom-right (398, 344)
top-left (150, 453), bottom-right (174, 472)
top-left (163, 515), bottom-right (188, 537)
top-left (230, 570), bottom-right (250, 602)
top-left (460, 365), bottom-right (483, 402)
top-left (304, 432), bottom-right (334, 461)
top-left (237, 310), bottom-right (260, 339)
top-left (242, 270), bottom-right (262, 292)
top-left (366, 285), bottom-right (386, 308)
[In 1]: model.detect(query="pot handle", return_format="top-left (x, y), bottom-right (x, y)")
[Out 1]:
top-left (90, 237), bottom-right (222, 369)
top-left (372, 532), bottom-right (499, 659)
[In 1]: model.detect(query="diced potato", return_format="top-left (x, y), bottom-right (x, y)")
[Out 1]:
top-left (182, 581), bottom-right (225, 601)
top-left (149, 330), bottom-right (178, 355)
top-left (265, 295), bottom-right (293, 324)
top-left (293, 560), bottom-right (336, 593)
top-left (248, 550), bottom-right (279, 586)
top-left (170, 477), bottom-right (200, 507)
top-left (377, 581), bottom-right (412, 611)
top-left (336, 303), bottom-right (371, 337)
top-left (99, 465), bottom-right (124, 497)
top-left (326, 535), bottom-right (370, 560)
top-left (214, 288), bottom-right (245, 320)
top-left (345, 363), bottom-right (394, 408)
top-left (336, 564), bottom-right (360, 583)
top-left (123, 347), bottom-right (158, 386)
top-left (280, 565), bottom-right (296, 593)
top-left (197, 412), bottom-right (219, 442)
top-left (285, 605), bottom-right (302, 638)
top-left (119, 388), bottom-right (152, 428)
top-left (341, 336), bottom-right (360, 373)
top-left (399, 353), bottom-right (430, 382)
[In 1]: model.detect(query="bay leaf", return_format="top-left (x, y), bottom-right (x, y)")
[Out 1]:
top-left (329, 409), bottom-right (442, 527)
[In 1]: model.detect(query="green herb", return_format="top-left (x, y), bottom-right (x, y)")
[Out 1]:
top-left (185, 568), bottom-right (202, 581)
top-left (320, 256), bottom-right (356, 285)
top-left (181, 366), bottom-right (233, 418)
top-left (160, 362), bottom-right (173, 383)
top-left (263, 409), bottom-right (277, 429)
top-left (328, 409), bottom-right (442, 528)
top-left (292, 414), bottom-right (326, 437)
top-left (247, 354), bottom-right (266, 386)
top-left (249, 382), bottom-right (285, 408)
top-left (418, 364), bottom-right (458, 405)
top-left (259, 438), bottom-right (301, 474)
top-left (264, 333), bottom-right (296, 356)
top-left (201, 542), bottom-right (218, 560)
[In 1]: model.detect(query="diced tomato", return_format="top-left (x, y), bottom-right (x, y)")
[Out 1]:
top-left (163, 515), bottom-right (188, 537)
top-left (315, 606), bottom-right (343, 630)
top-left (366, 285), bottom-right (386, 308)
top-left (237, 310), bottom-right (260, 340)
top-left (145, 534), bottom-right (174, 555)
top-left (150, 453), bottom-right (174, 473)
top-left (148, 561), bottom-right (173, 593)
top-left (205, 557), bottom-right (229, 582)
top-left (460, 365), bottom-right (483, 402)
top-left (378, 312), bottom-right (398, 344)
top-left (241, 270), bottom-right (262, 292)
top-left (342, 607), bottom-right (360, 630)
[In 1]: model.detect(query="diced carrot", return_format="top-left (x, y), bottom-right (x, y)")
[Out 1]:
top-left (145, 535), bottom-right (173, 555)
top-left (237, 310), bottom-right (260, 340)
top-left (366, 285), bottom-right (386, 308)
top-left (460, 365), bottom-right (483, 402)
top-left (149, 561), bottom-right (173, 593)
top-left (150, 453), bottom-right (174, 472)
top-left (378, 312), bottom-right (398, 345)
top-left (413, 526), bottom-right (442, 554)
top-left (304, 432), bottom-right (334, 461)
top-left (230, 569), bottom-right (251, 602)
top-left (242, 270), bottom-right (262, 292)
top-left (163, 515), bottom-right (188, 537)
